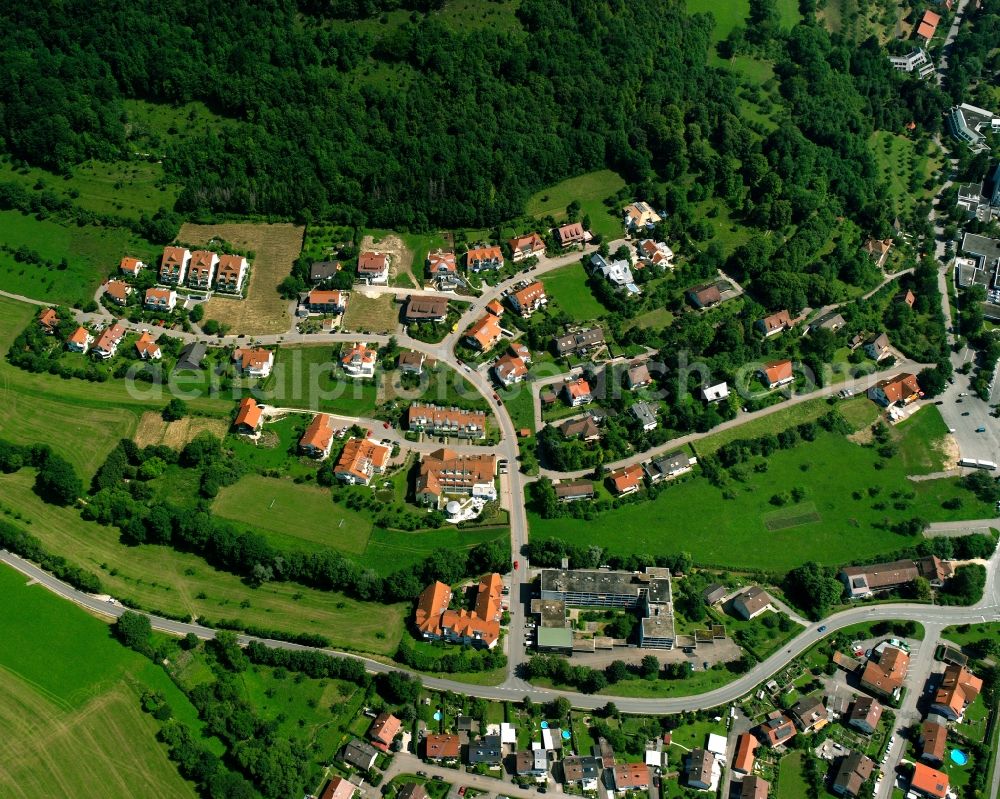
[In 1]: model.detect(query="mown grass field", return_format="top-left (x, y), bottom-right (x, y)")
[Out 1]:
top-left (265, 344), bottom-right (381, 416)
top-left (0, 209), bottom-right (158, 305)
top-left (0, 470), bottom-right (405, 654)
top-left (776, 752), bottom-right (809, 799)
top-left (540, 263), bottom-right (608, 322)
top-left (341, 291), bottom-right (399, 335)
top-left (358, 525), bottom-right (510, 574)
top-left (530, 408), bottom-right (992, 573)
top-left (0, 564), bottom-right (201, 799)
top-left (526, 169), bottom-right (626, 240)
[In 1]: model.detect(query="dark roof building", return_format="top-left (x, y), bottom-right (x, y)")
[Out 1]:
top-left (468, 735), bottom-right (502, 765)
top-left (340, 738), bottom-right (378, 771)
top-left (831, 751), bottom-right (875, 797)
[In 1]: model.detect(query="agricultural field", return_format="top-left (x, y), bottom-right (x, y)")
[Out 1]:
top-left (133, 411), bottom-right (229, 448)
top-left (265, 344), bottom-right (381, 416)
top-left (870, 132), bottom-right (941, 219)
top-left (341, 291), bottom-right (399, 335)
top-left (0, 470), bottom-right (405, 654)
top-left (526, 169), bottom-right (627, 240)
top-left (530, 408), bottom-right (992, 573)
top-left (0, 209), bottom-right (158, 306)
top-left (189, 222), bottom-right (304, 335)
top-left (0, 564), bottom-right (201, 799)
top-left (540, 263), bottom-right (608, 322)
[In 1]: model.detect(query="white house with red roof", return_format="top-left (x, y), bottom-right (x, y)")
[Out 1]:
top-left (66, 326), bottom-right (94, 354)
top-left (104, 280), bottom-right (133, 306)
top-left (119, 257), bottom-right (145, 276)
top-left (341, 343), bottom-right (377, 378)
top-left (216, 254), bottom-right (248, 293)
top-left (357, 251), bottom-right (390, 284)
top-left (93, 323), bottom-right (127, 360)
top-left (135, 332), bottom-right (162, 361)
top-left (233, 348), bottom-right (274, 378)
top-left (160, 247), bottom-right (191, 284)
top-left (187, 250), bottom-right (219, 289)
top-left (145, 287), bottom-right (177, 312)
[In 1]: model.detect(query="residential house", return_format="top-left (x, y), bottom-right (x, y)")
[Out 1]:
top-left (626, 362), bottom-right (652, 389)
top-left (404, 295), bottom-right (449, 323)
top-left (357, 251), bottom-right (390, 284)
top-left (414, 581), bottom-right (452, 639)
top-left (630, 401), bottom-right (658, 431)
top-left (687, 283), bottom-right (721, 308)
top-left (740, 776), bottom-right (770, 799)
top-left (553, 326), bottom-right (605, 357)
top-left (333, 437), bottom-right (391, 485)
top-left (758, 712), bottom-right (796, 747)
top-left (307, 289), bottom-right (347, 314)
top-left (135, 331), bottom-right (161, 360)
top-left (398, 351), bottom-right (426, 374)
top-left (176, 341), bottom-right (207, 371)
top-left (700, 382), bottom-right (730, 403)
top-left (864, 238), bottom-right (894, 268)
top-left (594, 737), bottom-right (615, 768)
top-left (860, 646), bottom-right (910, 700)
top-left (889, 48), bottom-right (935, 78)
top-left (466, 245), bottom-right (503, 273)
top-left (760, 360), bottom-right (794, 389)
top-left (563, 378), bottom-right (593, 407)
top-left (841, 556), bottom-right (951, 598)
top-left (756, 310), bottom-right (792, 337)
top-left (810, 311), bottom-right (846, 332)
top-left (340, 738), bottom-right (378, 771)
top-left (320, 776), bottom-right (356, 799)
top-left (895, 289), bottom-right (916, 308)
top-left (703, 584), bottom-right (728, 605)
top-left (144, 287), bottom-right (177, 312)
top-left (299, 413), bottom-right (337, 459)
top-left (310, 260), bottom-right (340, 283)
top-left (561, 756), bottom-right (603, 789)
top-left (789, 695), bottom-right (828, 732)
top-left (368, 713), bottom-right (402, 751)
top-left (684, 749), bottom-right (714, 790)
top-left (233, 348), bottom-right (274, 378)
top-left (919, 716), bottom-right (948, 764)
top-left (468, 735), bottom-right (502, 766)
top-left (510, 342), bottom-right (531, 363)
top-left (66, 326), bottom-right (93, 354)
top-left (424, 734), bottom-right (461, 762)
top-left (233, 397), bottom-right (263, 435)
top-left (609, 463), bottom-right (644, 496)
top-left (931, 664), bottom-right (983, 720)
top-left (104, 279), bottom-right (133, 306)
top-left (555, 222), bottom-right (587, 248)
top-left (613, 763), bottom-right (650, 792)
top-left (508, 232), bottom-right (546, 262)
top-left (396, 785), bottom-right (428, 799)
top-left (623, 201), bottom-right (662, 232)
top-left (915, 9), bottom-right (941, 41)
top-left (187, 250), bottom-right (219, 288)
top-left (831, 750), bottom-right (875, 797)
top-left (416, 573), bottom-right (502, 649)
top-left (864, 333), bottom-right (891, 360)
top-left (38, 307), bottom-right (58, 332)
top-left (485, 299), bottom-right (504, 317)
top-left (847, 697), bottom-right (883, 735)
top-left (119, 256), bottom-right (145, 276)
top-left (507, 281), bottom-right (547, 316)
top-left (733, 587), bottom-right (774, 620)
top-left (427, 250), bottom-right (459, 288)
top-left (910, 763), bottom-right (948, 799)
top-left (644, 451), bottom-right (692, 483)
top-left (407, 404), bottom-right (487, 439)
top-left (415, 449), bottom-right (497, 506)
top-left (554, 481), bottom-right (597, 502)
top-left (867, 373), bottom-right (921, 407)
top-left (159, 246), bottom-right (190, 284)
top-left (637, 239), bottom-right (674, 269)
top-left (341, 343), bottom-right (377, 378)
top-left (494, 353), bottom-right (528, 386)
top-left (590, 253), bottom-right (640, 295)
top-left (465, 314), bottom-right (503, 352)
top-left (93, 323), bottom-right (126, 360)
top-left (557, 416), bottom-right (601, 442)
top-left (732, 733), bottom-right (758, 775)
top-left (515, 749), bottom-right (549, 777)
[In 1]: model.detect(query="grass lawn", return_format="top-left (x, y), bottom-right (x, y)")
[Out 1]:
top-left (894, 406), bottom-right (951, 475)
top-left (530, 422), bottom-right (992, 574)
top-left (501, 384), bottom-right (536, 433)
top-left (540, 263), bottom-right (608, 322)
top-left (358, 525), bottom-right (509, 574)
top-left (0, 562), bottom-right (206, 798)
top-left (941, 621), bottom-right (1000, 650)
top-left (264, 345), bottom-right (380, 416)
top-left (526, 170), bottom-right (626, 240)
top-left (0, 208), bottom-right (159, 305)
top-left (341, 292), bottom-right (399, 335)
top-left (593, 666), bottom-right (738, 698)
top-left (213, 475), bottom-right (375, 554)
top-left (869, 132), bottom-right (940, 219)
top-left (0, 470), bottom-right (405, 654)
top-left (776, 752), bottom-right (809, 799)
top-left (624, 306), bottom-right (675, 332)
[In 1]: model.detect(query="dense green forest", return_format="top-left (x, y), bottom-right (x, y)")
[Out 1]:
top-left (0, 0), bottom-right (968, 233)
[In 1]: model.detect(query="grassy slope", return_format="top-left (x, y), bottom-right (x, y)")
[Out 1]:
top-left (526, 170), bottom-right (626, 239)
top-left (540, 263), bottom-right (608, 322)
top-left (0, 564), bottom-right (199, 799)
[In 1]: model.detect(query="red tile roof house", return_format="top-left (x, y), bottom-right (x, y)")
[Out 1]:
top-left (609, 463), bottom-right (644, 495)
top-left (758, 712), bottom-right (796, 747)
top-left (910, 762), bottom-right (948, 799)
top-left (919, 717), bottom-right (948, 764)
top-left (307, 289), bottom-right (348, 314)
top-left (508, 232), bottom-right (546, 261)
top-left (233, 348), bottom-right (274, 378)
top-left (38, 307), bottom-right (59, 332)
top-left (485, 299), bottom-right (504, 317)
top-left (915, 9), bottom-right (941, 42)
top-left (466, 245), bottom-right (504, 273)
top-left (563, 377), bottom-right (593, 407)
top-left (867, 373), bottom-right (921, 407)
top-left (320, 776), bottom-right (357, 799)
top-left (759, 359), bottom-right (794, 389)
top-left (415, 449), bottom-right (497, 506)
top-left (368, 712), bottom-right (402, 751)
top-left (66, 326), bottom-right (94, 354)
top-left (215, 254), bottom-right (249, 293)
top-left (859, 646), bottom-right (909, 701)
top-left (494, 354), bottom-right (528, 386)
top-left (104, 279), bottom-right (133, 306)
top-left (847, 696), bottom-right (883, 735)
top-left (341, 343), bottom-right (377, 378)
top-left (930, 663), bottom-right (983, 720)
top-left (119, 256), bottom-right (146, 276)
top-left (333, 437), bottom-right (391, 485)
top-left (637, 239), bottom-right (674, 269)
top-left (424, 734), bottom-right (461, 762)
top-left (407, 404), bottom-right (487, 439)
top-left (299, 413), bottom-right (338, 459)
top-left (687, 283), bottom-right (722, 308)
top-left (357, 251), bottom-right (390, 284)
top-left (464, 314), bottom-right (503, 352)
top-left (612, 763), bottom-right (650, 791)
top-left (427, 249), bottom-right (459, 287)
top-left (732, 733), bottom-right (758, 774)
top-left (93, 322), bottom-right (127, 360)
top-left (159, 246), bottom-right (191, 284)
top-left (555, 222), bottom-right (587, 248)
top-left (135, 331), bottom-right (162, 361)
top-left (187, 250), bottom-right (219, 288)
top-left (144, 287), bottom-right (177, 312)
top-left (233, 397), bottom-right (263, 435)
top-left (507, 280), bottom-right (547, 317)
top-left (756, 310), bottom-right (792, 337)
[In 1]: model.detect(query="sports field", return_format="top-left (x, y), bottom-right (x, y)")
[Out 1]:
top-left (214, 474), bottom-right (374, 554)
top-left (190, 222), bottom-right (304, 335)
top-left (0, 564), bottom-right (200, 799)
top-left (526, 169), bottom-right (626, 240)
top-left (540, 263), bottom-right (608, 322)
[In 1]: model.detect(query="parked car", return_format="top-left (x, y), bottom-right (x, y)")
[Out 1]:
top-left (976, 426), bottom-right (986, 432)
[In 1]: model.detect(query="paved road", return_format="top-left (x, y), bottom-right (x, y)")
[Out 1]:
top-left (379, 750), bottom-right (539, 799)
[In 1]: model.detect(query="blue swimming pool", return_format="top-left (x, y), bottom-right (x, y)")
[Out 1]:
top-left (950, 749), bottom-right (968, 766)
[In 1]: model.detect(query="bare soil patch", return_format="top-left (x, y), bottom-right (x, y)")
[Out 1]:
top-left (182, 222), bottom-right (304, 335)
top-left (133, 411), bottom-right (227, 447)
top-left (361, 233), bottom-right (416, 288)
